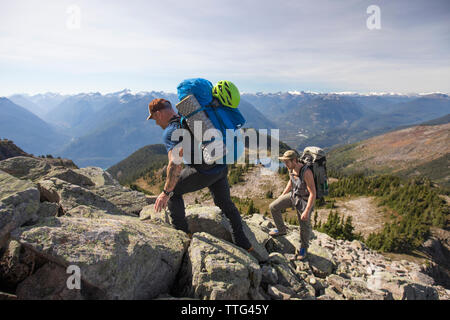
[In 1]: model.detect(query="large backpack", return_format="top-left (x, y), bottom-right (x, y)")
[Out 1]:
top-left (176, 78), bottom-right (246, 164)
top-left (299, 146), bottom-right (329, 199)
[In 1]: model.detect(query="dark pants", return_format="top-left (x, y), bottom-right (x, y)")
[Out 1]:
top-left (167, 166), bottom-right (252, 250)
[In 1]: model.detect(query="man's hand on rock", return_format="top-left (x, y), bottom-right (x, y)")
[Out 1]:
top-left (155, 192), bottom-right (169, 213)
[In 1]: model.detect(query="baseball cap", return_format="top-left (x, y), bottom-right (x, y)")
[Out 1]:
top-left (146, 98), bottom-right (171, 120)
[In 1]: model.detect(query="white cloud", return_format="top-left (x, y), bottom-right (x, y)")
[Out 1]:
top-left (0, 0), bottom-right (449, 95)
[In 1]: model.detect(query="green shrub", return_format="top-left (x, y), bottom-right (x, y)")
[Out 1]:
top-left (315, 210), bottom-right (362, 241)
top-left (265, 190), bottom-right (273, 199)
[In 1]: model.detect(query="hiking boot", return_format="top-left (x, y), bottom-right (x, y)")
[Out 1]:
top-left (288, 248), bottom-right (308, 262)
top-left (296, 248), bottom-right (307, 261)
top-left (269, 228), bottom-right (287, 237)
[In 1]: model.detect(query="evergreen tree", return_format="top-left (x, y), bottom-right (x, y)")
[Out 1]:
top-left (313, 211), bottom-right (318, 228)
top-left (328, 172), bottom-right (448, 253)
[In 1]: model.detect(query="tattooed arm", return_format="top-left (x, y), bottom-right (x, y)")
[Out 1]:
top-left (164, 147), bottom-right (183, 192)
top-left (155, 147), bottom-right (183, 212)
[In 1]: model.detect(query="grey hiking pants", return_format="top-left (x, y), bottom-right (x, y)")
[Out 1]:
top-left (167, 165), bottom-right (252, 250)
top-left (269, 193), bottom-right (314, 251)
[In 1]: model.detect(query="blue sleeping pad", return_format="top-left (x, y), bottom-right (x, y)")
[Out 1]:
top-left (176, 78), bottom-right (246, 162)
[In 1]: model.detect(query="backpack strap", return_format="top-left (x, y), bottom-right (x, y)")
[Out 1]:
top-left (299, 164), bottom-right (311, 183)
top-left (168, 114), bottom-right (182, 126)
top-left (178, 105), bottom-right (208, 129)
top-left (184, 106), bottom-right (207, 120)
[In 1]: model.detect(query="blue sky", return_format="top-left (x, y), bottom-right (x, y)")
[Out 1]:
top-left (1, 0), bottom-right (449, 95)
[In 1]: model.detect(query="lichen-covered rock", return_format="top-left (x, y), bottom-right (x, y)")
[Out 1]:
top-left (0, 170), bottom-right (40, 241)
top-left (140, 204), bottom-right (171, 224)
top-left (238, 222), bottom-right (270, 262)
top-left (325, 274), bottom-right (348, 293)
top-left (244, 214), bottom-right (274, 231)
top-left (0, 240), bottom-right (40, 288)
top-left (267, 284), bottom-right (295, 300)
top-left (307, 242), bottom-right (336, 278)
top-left (146, 205), bottom-right (270, 262)
top-left (266, 229), bottom-right (323, 256)
top-left (0, 157), bottom-right (88, 188)
top-left (184, 205), bottom-right (233, 242)
top-left (244, 213), bottom-right (267, 226)
top-left (342, 279), bottom-right (388, 300)
top-left (11, 215), bottom-right (190, 299)
top-left (15, 262), bottom-right (87, 300)
top-left (410, 271), bottom-right (435, 286)
top-left (37, 202), bottom-right (60, 217)
top-left (93, 185), bottom-right (154, 216)
top-left (323, 286), bottom-right (345, 300)
top-left (175, 232), bottom-right (261, 300)
top-left (400, 282), bottom-right (439, 300)
top-left (1, 162), bottom-right (448, 302)
top-left (421, 236), bottom-right (448, 267)
top-left (349, 240), bottom-right (366, 251)
top-left (307, 276), bottom-right (326, 296)
top-left (312, 231), bottom-right (335, 252)
top-left (261, 265), bottom-right (278, 286)
top-left (293, 260), bottom-right (313, 276)
top-left (244, 215), bottom-right (274, 246)
top-left (249, 286), bottom-right (267, 300)
top-left (42, 168), bottom-right (95, 188)
top-left (271, 259), bottom-right (303, 292)
top-left (0, 159), bottom-right (150, 217)
top-left (65, 205), bottom-right (111, 219)
top-left (41, 157), bottom-right (78, 169)
top-left (183, 206), bottom-right (269, 262)
top-left (0, 157), bottom-right (51, 181)
top-left (28, 202), bottom-right (62, 224)
top-left (266, 232), bottom-right (299, 254)
top-left (265, 252), bottom-right (308, 297)
top-left (367, 271), bottom-right (438, 300)
top-left (37, 178), bottom-right (125, 216)
top-left (268, 252), bottom-right (291, 266)
top-left (75, 167), bottom-right (120, 187)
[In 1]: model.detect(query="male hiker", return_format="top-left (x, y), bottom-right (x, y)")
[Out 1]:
top-left (268, 150), bottom-right (316, 260)
top-left (146, 98), bottom-right (261, 260)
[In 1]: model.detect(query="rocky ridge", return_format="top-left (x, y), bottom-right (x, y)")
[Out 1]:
top-left (1, 156), bottom-right (449, 300)
top-left (0, 139), bottom-right (32, 161)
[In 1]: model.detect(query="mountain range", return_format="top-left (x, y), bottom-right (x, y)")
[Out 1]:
top-left (2, 90), bottom-right (449, 168)
top-left (8, 92), bottom-right (68, 119)
top-left (243, 92), bottom-right (450, 150)
top-left (0, 98), bottom-right (70, 156)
